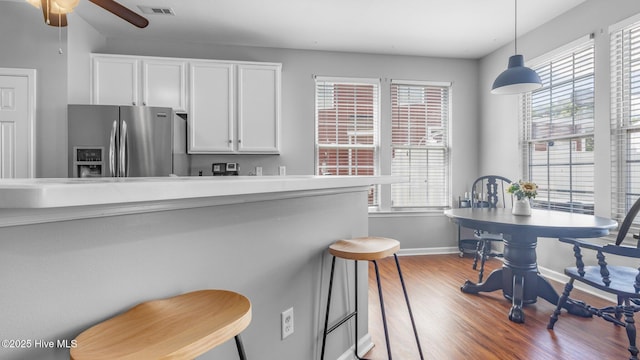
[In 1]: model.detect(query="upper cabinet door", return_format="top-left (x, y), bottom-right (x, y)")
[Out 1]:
top-left (91, 55), bottom-right (139, 106)
top-left (142, 59), bottom-right (187, 112)
top-left (188, 62), bottom-right (235, 153)
top-left (91, 55), bottom-right (188, 112)
top-left (236, 64), bottom-right (281, 154)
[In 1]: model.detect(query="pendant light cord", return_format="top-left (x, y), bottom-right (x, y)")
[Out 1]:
top-left (58, 12), bottom-right (63, 54)
top-left (514, 0), bottom-right (518, 54)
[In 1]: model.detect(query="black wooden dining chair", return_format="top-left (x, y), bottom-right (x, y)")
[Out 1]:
top-left (547, 197), bottom-right (640, 360)
top-left (468, 175), bottom-right (512, 282)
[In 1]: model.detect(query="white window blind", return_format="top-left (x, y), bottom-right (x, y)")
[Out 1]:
top-left (391, 81), bottom-right (450, 208)
top-left (520, 40), bottom-right (595, 214)
top-left (315, 77), bottom-right (380, 206)
top-left (611, 17), bottom-right (640, 242)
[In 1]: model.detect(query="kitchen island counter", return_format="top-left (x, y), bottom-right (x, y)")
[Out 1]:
top-left (0, 175), bottom-right (401, 227)
top-left (0, 175), bottom-right (398, 360)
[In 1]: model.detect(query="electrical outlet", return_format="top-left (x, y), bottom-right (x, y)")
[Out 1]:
top-left (255, 166), bottom-right (263, 176)
top-left (281, 307), bottom-right (294, 339)
top-left (279, 165), bottom-right (286, 176)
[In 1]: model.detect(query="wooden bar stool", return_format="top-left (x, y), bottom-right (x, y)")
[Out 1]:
top-left (320, 236), bottom-right (424, 360)
top-left (70, 289), bottom-right (251, 360)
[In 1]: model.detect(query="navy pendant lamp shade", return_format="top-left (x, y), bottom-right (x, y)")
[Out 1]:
top-left (491, 54), bottom-right (542, 94)
top-left (491, 0), bottom-right (542, 95)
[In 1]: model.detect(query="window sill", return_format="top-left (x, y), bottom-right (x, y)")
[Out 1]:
top-left (368, 208), bottom-right (448, 218)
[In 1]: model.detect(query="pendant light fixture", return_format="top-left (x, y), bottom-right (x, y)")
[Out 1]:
top-left (491, 0), bottom-right (542, 95)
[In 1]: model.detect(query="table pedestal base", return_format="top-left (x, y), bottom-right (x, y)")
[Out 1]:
top-left (460, 234), bottom-right (592, 323)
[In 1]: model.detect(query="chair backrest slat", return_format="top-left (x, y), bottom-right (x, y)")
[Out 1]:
top-left (471, 175), bottom-right (512, 209)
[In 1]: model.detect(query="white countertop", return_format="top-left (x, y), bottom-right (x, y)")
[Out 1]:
top-left (0, 175), bottom-right (404, 209)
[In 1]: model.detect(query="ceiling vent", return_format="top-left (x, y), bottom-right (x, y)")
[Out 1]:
top-left (137, 6), bottom-right (176, 16)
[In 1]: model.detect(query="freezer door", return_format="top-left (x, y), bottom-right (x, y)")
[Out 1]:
top-left (119, 106), bottom-right (173, 177)
top-left (68, 104), bottom-right (120, 177)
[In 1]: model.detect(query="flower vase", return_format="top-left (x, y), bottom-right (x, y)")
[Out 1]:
top-left (512, 197), bottom-right (531, 216)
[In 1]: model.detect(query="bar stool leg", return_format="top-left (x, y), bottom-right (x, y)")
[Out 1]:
top-left (234, 335), bottom-right (247, 360)
top-left (372, 260), bottom-right (393, 360)
top-left (354, 260), bottom-right (360, 359)
top-left (320, 256), bottom-right (337, 360)
top-left (394, 254), bottom-right (424, 360)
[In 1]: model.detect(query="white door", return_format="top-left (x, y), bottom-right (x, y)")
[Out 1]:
top-left (0, 69), bottom-right (35, 178)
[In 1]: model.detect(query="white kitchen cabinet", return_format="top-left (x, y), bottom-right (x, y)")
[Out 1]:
top-left (91, 55), bottom-right (139, 107)
top-left (141, 59), bottom-right (187, 111)
top-left (188, 61), bottom-right (281, 154)
top-left (237, 63), bottom-right (281, 153)
top-left (91, 54), bottom-right (280, 154)
top-left (188, 61), bottom-right (235, 153)
top-left (91, 54), bottom-right (188, 112)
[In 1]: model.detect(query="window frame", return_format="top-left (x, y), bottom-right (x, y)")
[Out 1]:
top-left (314, 76), bottom-right (381, 206)
top-left (390, 80), bottom-right (452, 210)
top-left (610, 13), bottom-right (640, 243)
top-left (519, 35), bottom-right (596, 214)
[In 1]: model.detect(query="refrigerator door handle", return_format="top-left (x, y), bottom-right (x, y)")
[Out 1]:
top-left (109, 120), bottom-right (117, 177)
top-left (120, 120), bottom-right (128, 177)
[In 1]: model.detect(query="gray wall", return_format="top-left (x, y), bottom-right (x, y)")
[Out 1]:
top-left (67, 9), bottom-right (105, 104)
top-left (479, 0), bottom-right (640, 272)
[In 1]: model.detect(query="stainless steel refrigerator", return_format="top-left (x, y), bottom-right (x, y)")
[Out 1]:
top-left (68, 104), bottom-right (188, 178)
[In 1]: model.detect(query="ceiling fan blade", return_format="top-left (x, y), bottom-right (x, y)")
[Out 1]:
top-left (89, 0), bottom-right (149, 28)
top-left (40, 0), bottom-right (68, 27)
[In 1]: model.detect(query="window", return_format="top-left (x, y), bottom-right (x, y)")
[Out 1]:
top-left (391, 81), bottom-right (450, 209)
top-left (315, 77), bottom-right (380, 205)
top-left (611, 15), bottom-right (640, 236)
top-left (520, 38), bottom-right (595, 214)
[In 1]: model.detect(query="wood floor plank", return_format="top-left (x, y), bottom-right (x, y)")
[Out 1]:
top-left (364, 254), bottom-right (631, 360)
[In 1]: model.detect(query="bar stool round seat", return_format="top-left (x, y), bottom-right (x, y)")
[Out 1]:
top-left (70, 289), bottom-right (251, 360)
top-left (321, 236), bottom-right (424, 360)
top-left (329, 236), bottom-right (400, 261)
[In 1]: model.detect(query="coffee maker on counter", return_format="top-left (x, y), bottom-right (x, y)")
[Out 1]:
top-left (212, 162), bottom-right (239, 176)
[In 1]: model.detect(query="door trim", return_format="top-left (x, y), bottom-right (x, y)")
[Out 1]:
top-left (0, 68), bottom-right (36, 178)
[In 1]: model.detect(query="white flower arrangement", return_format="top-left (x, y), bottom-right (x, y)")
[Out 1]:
top-left (507, 180), bottom-right (537, 200)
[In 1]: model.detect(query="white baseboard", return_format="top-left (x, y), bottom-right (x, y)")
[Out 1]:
top-left (397, 247), bottom-right (459, 256)
top-left (336, 333), bottom-right (374, 360)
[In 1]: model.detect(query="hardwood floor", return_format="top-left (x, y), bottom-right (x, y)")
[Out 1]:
top-left (363, 254), bottom-right (631, 360)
